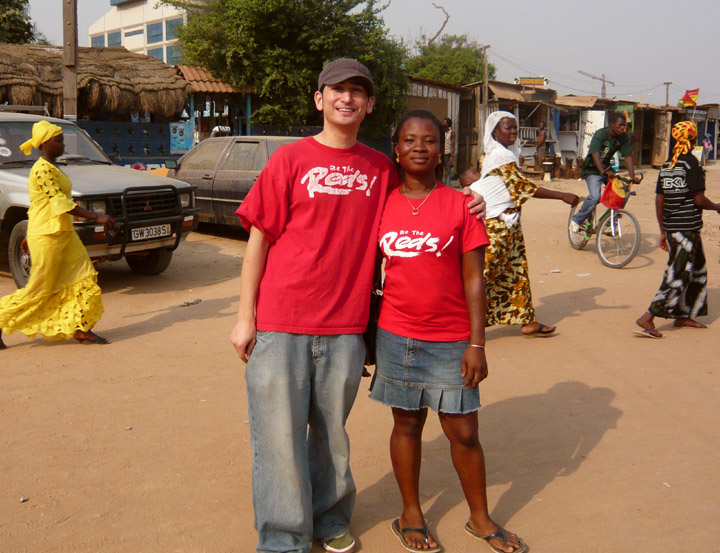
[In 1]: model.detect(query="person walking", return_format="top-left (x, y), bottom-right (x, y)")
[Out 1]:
top-left (442, 117), bottom-right (456, 187)
top-left (370, 109), bottom-right (527, 553)
top-left (635, 120), bottom-right (720, 338)
top-left (535, 121), bottom-right (547, 164)
top-left (0, 121), bottom-right (115, 350)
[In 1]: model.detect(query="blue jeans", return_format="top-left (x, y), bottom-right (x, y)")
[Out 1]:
top-left (572, 174), bottom-right (607, 225)
top-left (245, 331), bottom-right (365, 553)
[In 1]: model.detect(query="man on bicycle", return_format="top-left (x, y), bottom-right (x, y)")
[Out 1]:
top-left (570, 112), bottom-right (640, 232)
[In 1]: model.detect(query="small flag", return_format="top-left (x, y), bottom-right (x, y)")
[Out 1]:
top-left (678, 88), bottom-right (699, 107)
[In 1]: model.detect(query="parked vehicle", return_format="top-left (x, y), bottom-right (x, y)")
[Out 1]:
top-left (0, 112), bottom-right (199, 288)
top-left (165, 136), bottom-right (301, 226)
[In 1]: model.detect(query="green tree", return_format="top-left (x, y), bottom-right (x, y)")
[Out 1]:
top-left (0, 0), bottom-right (36, 44)
top-left (407, 34), bottom-right (496, 86)
top-left (161, 0), bottom-right (408, 139)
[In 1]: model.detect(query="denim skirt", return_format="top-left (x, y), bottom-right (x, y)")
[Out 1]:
top-left (369, 328), bottom-right (480, 414)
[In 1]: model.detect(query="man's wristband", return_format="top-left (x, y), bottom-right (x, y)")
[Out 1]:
top-left (469, 344), bottom-right (485, 349)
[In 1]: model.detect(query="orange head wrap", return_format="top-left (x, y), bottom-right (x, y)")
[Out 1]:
top-left (669, 120), bottom-right (697, 168)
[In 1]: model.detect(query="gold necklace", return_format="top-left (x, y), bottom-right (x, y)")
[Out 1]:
top-left (402, 182), bottom-right (437, 216)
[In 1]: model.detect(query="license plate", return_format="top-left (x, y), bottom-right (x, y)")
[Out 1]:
top-left (131, 224), bottom-right (171, 241)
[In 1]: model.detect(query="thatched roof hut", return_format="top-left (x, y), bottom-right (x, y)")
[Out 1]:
top-left (0, 44), bottom-right (190, 119)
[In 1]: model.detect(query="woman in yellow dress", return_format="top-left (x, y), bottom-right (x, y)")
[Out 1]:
top-left (0, 121), bottom-right (115, 349)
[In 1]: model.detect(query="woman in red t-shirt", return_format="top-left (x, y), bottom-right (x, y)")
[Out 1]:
top-left (369, 110), bottom-right (527, 553)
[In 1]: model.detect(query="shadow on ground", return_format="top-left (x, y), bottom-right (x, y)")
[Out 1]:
top-left (353, 381), bottom-right (621, 533)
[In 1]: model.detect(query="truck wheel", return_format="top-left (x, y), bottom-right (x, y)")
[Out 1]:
top-left (125, 249), bottom-right (174, 275)
top-left (8, 220), bottom-right (31, 288)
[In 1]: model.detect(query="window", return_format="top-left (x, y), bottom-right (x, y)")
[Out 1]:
top-left (165, 18), bottom-right (183, 40)
top-left (147, 47), bottom-right (164, 61)
top-left (107, 31), bottom-right (121, 47)
top-left (267, 139), bottom-right (300, 158)
top-left (125, 29), bottom-right (144, 38)
top-left (166, 44), bottom-right (182, 65)
top-left (0, 122), bottom-right (107, 164)
top-left (91, 35), bottom-right (105, 47)
top-left (181, 140), bottom-right (228, 171)
top-left (222, 142), bottom-right (264, 172)
top-left (146, 22), bottom-right (163, 44)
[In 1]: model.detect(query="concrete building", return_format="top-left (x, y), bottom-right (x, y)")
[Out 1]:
top-left (88, 0), bottom-right (185, 65)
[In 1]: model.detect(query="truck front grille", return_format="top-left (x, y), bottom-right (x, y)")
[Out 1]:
top-left (110, 191), bottom-right (178, 220)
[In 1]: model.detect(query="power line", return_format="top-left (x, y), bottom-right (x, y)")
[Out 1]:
top-left (489, 50), bottom-right (663, 98)
top-left (490, 47), bottom-right (666, 90)
top-left (488, 51), bottom-right (603, 94)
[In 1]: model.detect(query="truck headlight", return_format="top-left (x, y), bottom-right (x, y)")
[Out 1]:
top-left (75, 199), bottom-right (106, 217)
top-left (179, 191), bottom-right (192, 208)
top-left (75, 200), bottom-right (107, 215)
top-left (91, 200), bottom-right (107, 215)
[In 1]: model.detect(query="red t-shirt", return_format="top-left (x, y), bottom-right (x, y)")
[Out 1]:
top-left (236, 136), bottom-right (400, 334)
top-left (378, 184), bottom-right (489, 341)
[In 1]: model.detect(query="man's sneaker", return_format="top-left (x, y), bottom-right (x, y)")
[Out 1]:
top-left (570, 219), bottom-right (583, 233)
top-left (322, 532), bottom-right (356, 553)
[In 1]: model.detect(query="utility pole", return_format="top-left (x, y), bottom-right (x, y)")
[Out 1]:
top-left (479, 44), bottom-right (490, 156)
top-left (578, 70), bottom-right (615, 98)
top-left (663, 82), bottom-right (672, 106)
top-left (62, 0), bottom-right (78, 119)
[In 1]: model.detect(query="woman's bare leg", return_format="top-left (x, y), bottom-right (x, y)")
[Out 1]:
top-left (438, 412), bottom-right (522, 552)
top-left (390, 407), bottom-right (438, 550)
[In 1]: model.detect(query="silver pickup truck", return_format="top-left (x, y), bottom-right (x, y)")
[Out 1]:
top-left (0, 112), bottom-right (198, 287)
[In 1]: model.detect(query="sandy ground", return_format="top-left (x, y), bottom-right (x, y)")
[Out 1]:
top-left (1, 167), bottom-right (720, 553)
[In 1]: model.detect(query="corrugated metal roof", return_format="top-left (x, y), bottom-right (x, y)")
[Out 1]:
top-left (176, 65), bottom-right (253, 94)
top-left (488, 82), bottom-right (526, 102)
top-left (555, 95), bottom-right (598, 108)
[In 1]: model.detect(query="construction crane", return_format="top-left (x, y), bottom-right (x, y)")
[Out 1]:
top-left (578, 70), bottom-right (615, 98)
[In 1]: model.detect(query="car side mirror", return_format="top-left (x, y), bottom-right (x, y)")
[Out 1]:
top-left (166, 160), bottom-right (177, 169)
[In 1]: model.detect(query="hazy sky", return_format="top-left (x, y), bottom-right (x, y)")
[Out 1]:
top-left (29, 0), bottom-right (720, 104)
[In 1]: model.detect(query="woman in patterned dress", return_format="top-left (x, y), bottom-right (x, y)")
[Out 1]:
top-left (471, 111), bottom-right (578, 337)
top-left (0, 121), bottom-right (115, 349)
top-left (634, 120), bottom-right (720, 338)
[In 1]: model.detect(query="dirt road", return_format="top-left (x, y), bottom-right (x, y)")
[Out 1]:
top-left (1, 168), bottom-right (719, 553)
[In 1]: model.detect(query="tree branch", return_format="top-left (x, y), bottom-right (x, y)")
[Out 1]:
top-left (427, 3), bottom-right (449, 46)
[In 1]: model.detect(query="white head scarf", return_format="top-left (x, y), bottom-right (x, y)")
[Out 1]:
top-left (481, 111), bottom-right (519, 178)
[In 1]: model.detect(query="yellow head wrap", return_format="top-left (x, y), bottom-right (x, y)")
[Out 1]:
top-left (19, 120), bottom-right (63, 155)
top-left (669, 120), bottom-right (697, 168)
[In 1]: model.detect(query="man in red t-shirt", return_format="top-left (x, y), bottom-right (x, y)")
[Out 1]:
top-left (231, 59), bottom-right (397, 553)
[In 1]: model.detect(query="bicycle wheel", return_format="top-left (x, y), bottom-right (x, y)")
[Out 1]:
top-left (568, 199), bottom-right (591, 250)
top-left (596, 209), bottom-right (641, 268)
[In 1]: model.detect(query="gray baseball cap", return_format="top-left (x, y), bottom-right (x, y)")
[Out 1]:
top-left (318, 58), bottom-right (375, 97)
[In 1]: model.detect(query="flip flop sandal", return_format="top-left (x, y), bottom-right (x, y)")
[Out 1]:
top-left (633, 328), bottom-right (663, 339)
top-left (464, 523), bottom-right (528, 553)
top-left (391, 518), bottom-right (442, 553)
top-left (521, 324), bottom-right (556, 338)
